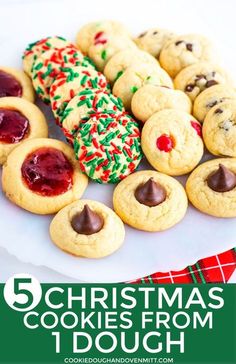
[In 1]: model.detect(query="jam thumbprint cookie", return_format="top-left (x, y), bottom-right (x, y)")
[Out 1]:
top-left (186, 158), bottom-right (236, 217)
top-left (0, 66), bottom-right (35, 102)
top-left (2, 138), bottom-right (88, 214)
top-left (113, 170), bottom-right (188, 232)
top-left (50, 199), bottom-right (125, 258)
top-left (0, 97), bottom-right (48, 164)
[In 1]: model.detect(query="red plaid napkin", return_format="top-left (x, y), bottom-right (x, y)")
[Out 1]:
top-left (132, 248), bottom-right (236, 284)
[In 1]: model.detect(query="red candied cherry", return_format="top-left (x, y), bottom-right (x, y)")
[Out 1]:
top-left (156, 134), bottom-right (175, 152)
top-left (191, 121), bottom-right (202, 137)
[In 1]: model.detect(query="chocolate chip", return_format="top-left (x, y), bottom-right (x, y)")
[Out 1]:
top-left (206, 80), bottom-right (218, 88)
top-left (186, 43), bottom-right (193, 51)
top-left (215, 108), bottom-right (223, 114)
top-left (175, 40), bottom-right (184, 46)
top-left (153, 31), bottom-right (158, 35)
top-left (185, 84), bottom-right (195, 92)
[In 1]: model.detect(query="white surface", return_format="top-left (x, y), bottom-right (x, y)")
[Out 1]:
top-left (0, 0), bottom-right (236, 283)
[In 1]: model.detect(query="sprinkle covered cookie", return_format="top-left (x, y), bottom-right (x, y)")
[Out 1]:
top-left (49, 66), bottom-right (109, 122)
top-left (32, 46), bottom-right (93, 103)
top-left (74, 112), bottom-right (142, 183)
top-left (61, 89), bottom-right (124, 143)
top-left (23, 36), bottom-right (74, 76)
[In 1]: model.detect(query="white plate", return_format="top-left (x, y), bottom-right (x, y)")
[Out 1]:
top-left (0, 0), bottom-right (236, 282)
top-left (0, 104), bottom-right (235, 282)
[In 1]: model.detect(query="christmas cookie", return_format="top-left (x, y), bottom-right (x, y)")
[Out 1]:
top-left (159, 34), bottom-right (216, 78)
top-left (131, 85), bottom-right (191, 122)
top-left (193, 84), bottom-right (236, 122)
top-left (0, 97), bottom-right (48, 164)
top-left (2, 138), bottom-right (88, 214)
top-left (61, 89), bottom-right (124, 143)
top-left (88, 34), bottom-right (137, 71)
top-left (23, 36), bottom-right (74, 76)
top-left (186, 158), bottom-right (236, 217)
top-left (202, 101), bottom-right (236, 157)
top-left (50, 199), bottom-right (125, 258)
top-left (113, 170), bottom-right (188, 231)
top-left (49, 66), bottom-right (109, 122)
top-left (104, 49), bottom-right (159, 84)
top-left (76, 20), bottom-right (131, 55)
top-left (0, 66), bottom-right (35, 102)
top-left (141, 109), bottom-right (203, 176)
top-left (134, 28), bottom-right (175, 58)
top-left (74, 112), bottom-right (142, 183)
top-left (174, 62), bottom-right (231, 101)
top-left (32, 46), bottom-right (93, 103)
top-left (113, 63), bottom-right (173, 110)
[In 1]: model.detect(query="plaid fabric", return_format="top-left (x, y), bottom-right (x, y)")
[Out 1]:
top-left (132, 248), bottom-right (236, 284)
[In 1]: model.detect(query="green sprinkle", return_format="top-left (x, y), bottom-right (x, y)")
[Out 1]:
top-left (131, 86), bottom-right (138, 93)
top-left (80, 75), bottom-right (88, 86)
top-left (34, 62), bottom-right (43, 71)
top-left (114, 70), bottom-right (123, 82)
top-left (101, 50), bottom-right (107, 60)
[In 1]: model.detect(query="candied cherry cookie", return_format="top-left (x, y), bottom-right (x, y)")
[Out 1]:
top-left (203, 101), bottom-right (236, 157)
top-left (113, 63), bottom-right (173, 110)
top-left (186, 158), bottom-right (236, 217)
top-left (49, 66), bottom-right (109, 122)
top-left (104, 49), bottom-right (159, 84)
top-left (0, 66), bottom-right (34, 102)
top-left (131, 85), bottom-right (191, 122)
top-left (193, 84), bottom-right (236, 122)
top-left (76, 20), bottom-right (131, 55)
top-left (32, 46), bottom-right (94, 103)
top-left (174, 61), bottom-right (231, 101)
top-left (0, 97), bottom-right (48, 164)
top-left (141, 109), bottom-right (203, 176)
top-left (61, 89), bottom-right (124, 144)
top-left (2, 138), bottom-right (88, 214)
top-left (23, 36), bottom-right (75, 76)
top-left (88, 34), bottom-right (137, 71)
top-left (134, 28), bottom-right (175, 58)
top-left (50, 199), bottom-right (125, 258)
top-left (113, 170), bottom-right (188, 231)
top-left (159, 34), bottom-right (216, 78)
top-left (74, 112), bottom-right (142, 183)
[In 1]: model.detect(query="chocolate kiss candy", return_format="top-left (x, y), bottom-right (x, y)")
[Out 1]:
top-left (135, 178), bottom-right (166, 207)
top-left (71, 205), bottom-right (104, 235)
top-left (207, 164), bottom-right (236, 192)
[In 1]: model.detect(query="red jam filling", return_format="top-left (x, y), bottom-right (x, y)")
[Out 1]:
top-left (0, 109), bottom-right (29, 144)
top-left (156, 134), bottom-right (175, 152)
top-left (21, 147), bottom-right (73, 197)
top-left (0, 70), bottom-right (22, 97)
